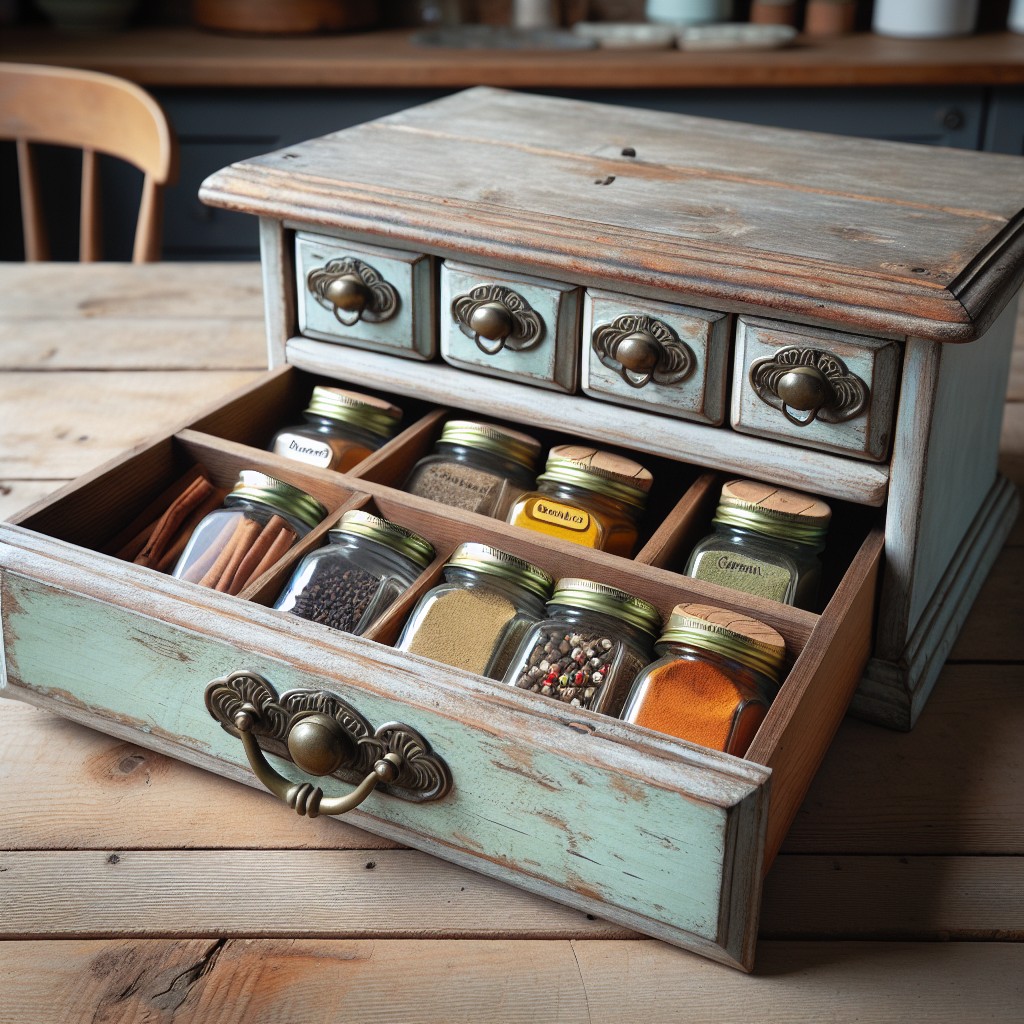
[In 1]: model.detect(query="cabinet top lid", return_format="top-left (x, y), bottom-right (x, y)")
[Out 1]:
top-left (200, 86), bottom-right (1024, 343)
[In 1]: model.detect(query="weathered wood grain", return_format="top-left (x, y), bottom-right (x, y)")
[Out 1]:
top-left (2, 938), bottom-right (1022, 1024)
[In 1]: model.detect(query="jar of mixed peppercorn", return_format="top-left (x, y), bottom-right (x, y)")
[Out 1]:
top-left (273, 510), bottom-right (434, 636)
top-left (505, 578), bottom-right (661, 716)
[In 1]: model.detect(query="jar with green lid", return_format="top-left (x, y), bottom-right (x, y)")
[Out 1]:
top-left (504, 578), bottom-right (661, 716)
top-left (620, 602), bottom-right (786, 757)
top-left (172, 470), bottom-right (327, 595)
top-left (685, 479), bottom-right (831, 610)
top-left (403, 420), bottom-right (541, 519)
top-left (396, 542), bottom-right (553, 679)
top-left (506, 445), bottom-right (652, 557)
top-left (273, 510), bottom-right (434, 636)
top-left (269, 386), bottom-right (402, 473)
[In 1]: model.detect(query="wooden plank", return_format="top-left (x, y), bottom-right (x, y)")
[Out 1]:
top-left (0, 847), bottom-right (1017, 941)
top-left (0, 371), bottom-right (261, 479)
top-left (783, 664), bottom-right (1024, 854)
top-left (2, 939), bottom-right (1022, 1024)
top-left (0, 482), bottom-right (63, 525)
top-left (4, 25), bottom-right (1024, 88)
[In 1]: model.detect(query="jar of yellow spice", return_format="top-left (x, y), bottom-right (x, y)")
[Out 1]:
top-left (507, 445), bottom-right (653, 556)
top-left (395, 543), bottom-right (553, 679)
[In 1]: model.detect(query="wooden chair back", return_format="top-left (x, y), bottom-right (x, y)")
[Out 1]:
top-left (0, 62), bottom-right (178, 262)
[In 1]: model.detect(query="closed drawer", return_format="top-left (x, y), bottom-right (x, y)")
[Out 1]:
top-left (581, 288), bottom-right (731, 425)
top-left (731, 318), bottom-right (901, 462)
top-left (439, 261), bottom-right (581, 393)
top-left (296, 231), bottom-right (436, 360)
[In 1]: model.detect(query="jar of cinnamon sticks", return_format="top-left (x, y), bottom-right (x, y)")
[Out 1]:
top-left (171, 471), bottom-right (327, 595)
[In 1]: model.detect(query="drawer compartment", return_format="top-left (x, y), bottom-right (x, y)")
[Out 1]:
top-left (581, 289), bottom-right (731, 425)
top-left (296, 231), bottom-right (436, 360)
top-left (731, 318), bottom-right (901, 462)
top-left (439, 261), bottom-right (581, 393)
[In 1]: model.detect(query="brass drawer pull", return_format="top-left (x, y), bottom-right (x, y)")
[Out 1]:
top-left (452, 283), bottom-right (544, 355)
top-left (749, 347), bottom-right (869, 426)
top-left (592, 314), bottom-right (695, 389)
top-left (308, 256), bottom-right (400, 327)
top-left (205, 671), bottom-right (452, 818)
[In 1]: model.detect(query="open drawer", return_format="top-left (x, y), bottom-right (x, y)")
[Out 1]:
top-left (0, 366), bottom-right (882, 972)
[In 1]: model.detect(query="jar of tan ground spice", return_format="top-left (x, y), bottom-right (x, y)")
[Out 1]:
top-left (269, 386), bottom-right (402, 473)
top-left (684, 479), bottom-right (831, 610)
top-left (620, 603), bottom-right (785, 757)
top-left (505, 579), bottom-right (661, 716)
top-left (395, 543), bottom-right (553, 679)
top-left (506, 446), bottom-right (653, 557)
top-left (403, 420), bottom-right (541, 519)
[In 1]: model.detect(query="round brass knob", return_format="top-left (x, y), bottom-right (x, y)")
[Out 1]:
top-left (615, 331), bottom-right (662, 375)
top-left (776, 365), bottom-right (832, 413)
top-left (469, 302), bottom-right (514, 342)
top-left (286, 714), bottom-right (350, 777)
top-left (324, 275), bottom-right (371, 313)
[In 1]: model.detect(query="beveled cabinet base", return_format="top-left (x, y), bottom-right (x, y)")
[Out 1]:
top-left (852, 473), bottom-right (1020, 731)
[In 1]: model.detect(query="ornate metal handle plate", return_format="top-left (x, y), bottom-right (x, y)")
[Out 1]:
top-left (451, 283), bottom-right (544, 355)
top-left (308, 257), bottom-right (400, 327)
top-left (748, 347), bottom-right (869, 427)
top-left (205, 670), bottom-right (452, 818)
top-left (591, 314), bottom-right (695, 389)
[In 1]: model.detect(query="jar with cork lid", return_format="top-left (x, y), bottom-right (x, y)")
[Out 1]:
top-left (172, 471), bottom-right (327, 595)
top-left (506, 445), bottom-right (653, 556)
top-left (273, 510), bottom-right (434, 636)
top-left (269, 386), bottom-right (403, 473)
top-left (404, 420), bottom-right (541, 519)
top-left (684, 479), bottom-right (831, 610)
top-left (395, 542), bottom-right (553, 679)
top-left (620, 603), bottom-right (785, 757)
top-left (505, 579), bottom-right (661, 716)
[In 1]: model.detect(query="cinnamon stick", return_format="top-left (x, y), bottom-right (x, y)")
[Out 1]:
top-left (246, 526), bottom-right (297, 591)
top-left (154, 489), bottom-right (229, 574)
top-left (107, 465), bottom-right (207, 559)
top-left (135, 476), bottom-right (215, 568)
top-left (181, 515), bottom-right (241, 584)
top-left (225, 516), bottom-right (290, 596)
top-left (212, 518), bottom-right (262, 592)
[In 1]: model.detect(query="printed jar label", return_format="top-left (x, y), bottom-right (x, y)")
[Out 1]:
top-left (692, 549), bottom-right (791, 603)
top-left (525, 498), bottom-right (592, 533)
top-left (273, 433), bottom-right (333, 469)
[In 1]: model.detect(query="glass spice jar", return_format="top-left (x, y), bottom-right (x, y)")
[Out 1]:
top-left (506, 445), bottom-right (653, 557)
top-left (172, 470), bottom-right (327, 595)
top-left (273, 510), bottom-right (434, 636)
top-left (684, 479), bottom-right (831, 610)
top-left (620, 602), bottom-right (785, 757)
top-left (269, 386), bottom-right (402, 473)
top-left (505, 578), bottom-right (661, 716)
top-left (403, 420), bottom-right (541, 519)
top-left (396, 542), bottom-right (553, 679)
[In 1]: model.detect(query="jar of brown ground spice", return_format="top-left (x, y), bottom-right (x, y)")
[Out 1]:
top-left (620, 603), bottom-right (785, 757)
top-left (403, 420), bottom-right (541, 520)
top-left (395, 543), bottom-right (553, 679)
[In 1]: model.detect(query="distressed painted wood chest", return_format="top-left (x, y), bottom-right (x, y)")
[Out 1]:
top-left (1, 88), bottom-right (1021, 970)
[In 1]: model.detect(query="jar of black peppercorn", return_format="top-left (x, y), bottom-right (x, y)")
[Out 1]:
top-left (269, 386), bottom-right (403, 473)
top-left (403, 420), bottom-right (541, 519)
top-left (504, 579), bottom-right (661, 716)
top-left (274, 510), bottom-right (434, 636)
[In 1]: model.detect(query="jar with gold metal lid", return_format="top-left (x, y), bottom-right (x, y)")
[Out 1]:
top-left (506, 445), bottom-right (652, 556)
top-left (274, 510), bottom-right (434, 636)
top-left (504, 578), bottom-right (661, 715)
top-left (403, 420), bottom-right (541, 518)
top-left (172, 470), bottom-right (328, 594)
top-left (396, 542), bottom-right (553, 679)
top-left (269, 386), bottom-right (402, 473)
top-left (684, 479), bottom-right (831, 609)
top-left (621, 602), bottom-right (786, 757)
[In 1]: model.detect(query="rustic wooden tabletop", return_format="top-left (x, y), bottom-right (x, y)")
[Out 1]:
top-left (0, 263), bottom-right (1021, 1021)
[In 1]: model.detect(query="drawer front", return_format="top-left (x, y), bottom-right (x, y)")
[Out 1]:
top-left (439, 261), bottom-right (581, 393)
top-left (581, 289), bottom-right (731, 425)
top-left (296, 232), bottom-right (436, 360)
top-left (731, 318), bottom-right (901, 462)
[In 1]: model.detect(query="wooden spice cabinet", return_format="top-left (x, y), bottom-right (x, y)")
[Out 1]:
top-left (1, 88), bottom-right (1021, 971)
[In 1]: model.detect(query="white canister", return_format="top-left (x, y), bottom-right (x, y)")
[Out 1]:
top-left (872, 0), bottom-right (979, 38)
top-left (646, 0), bottom-right (733, 26)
